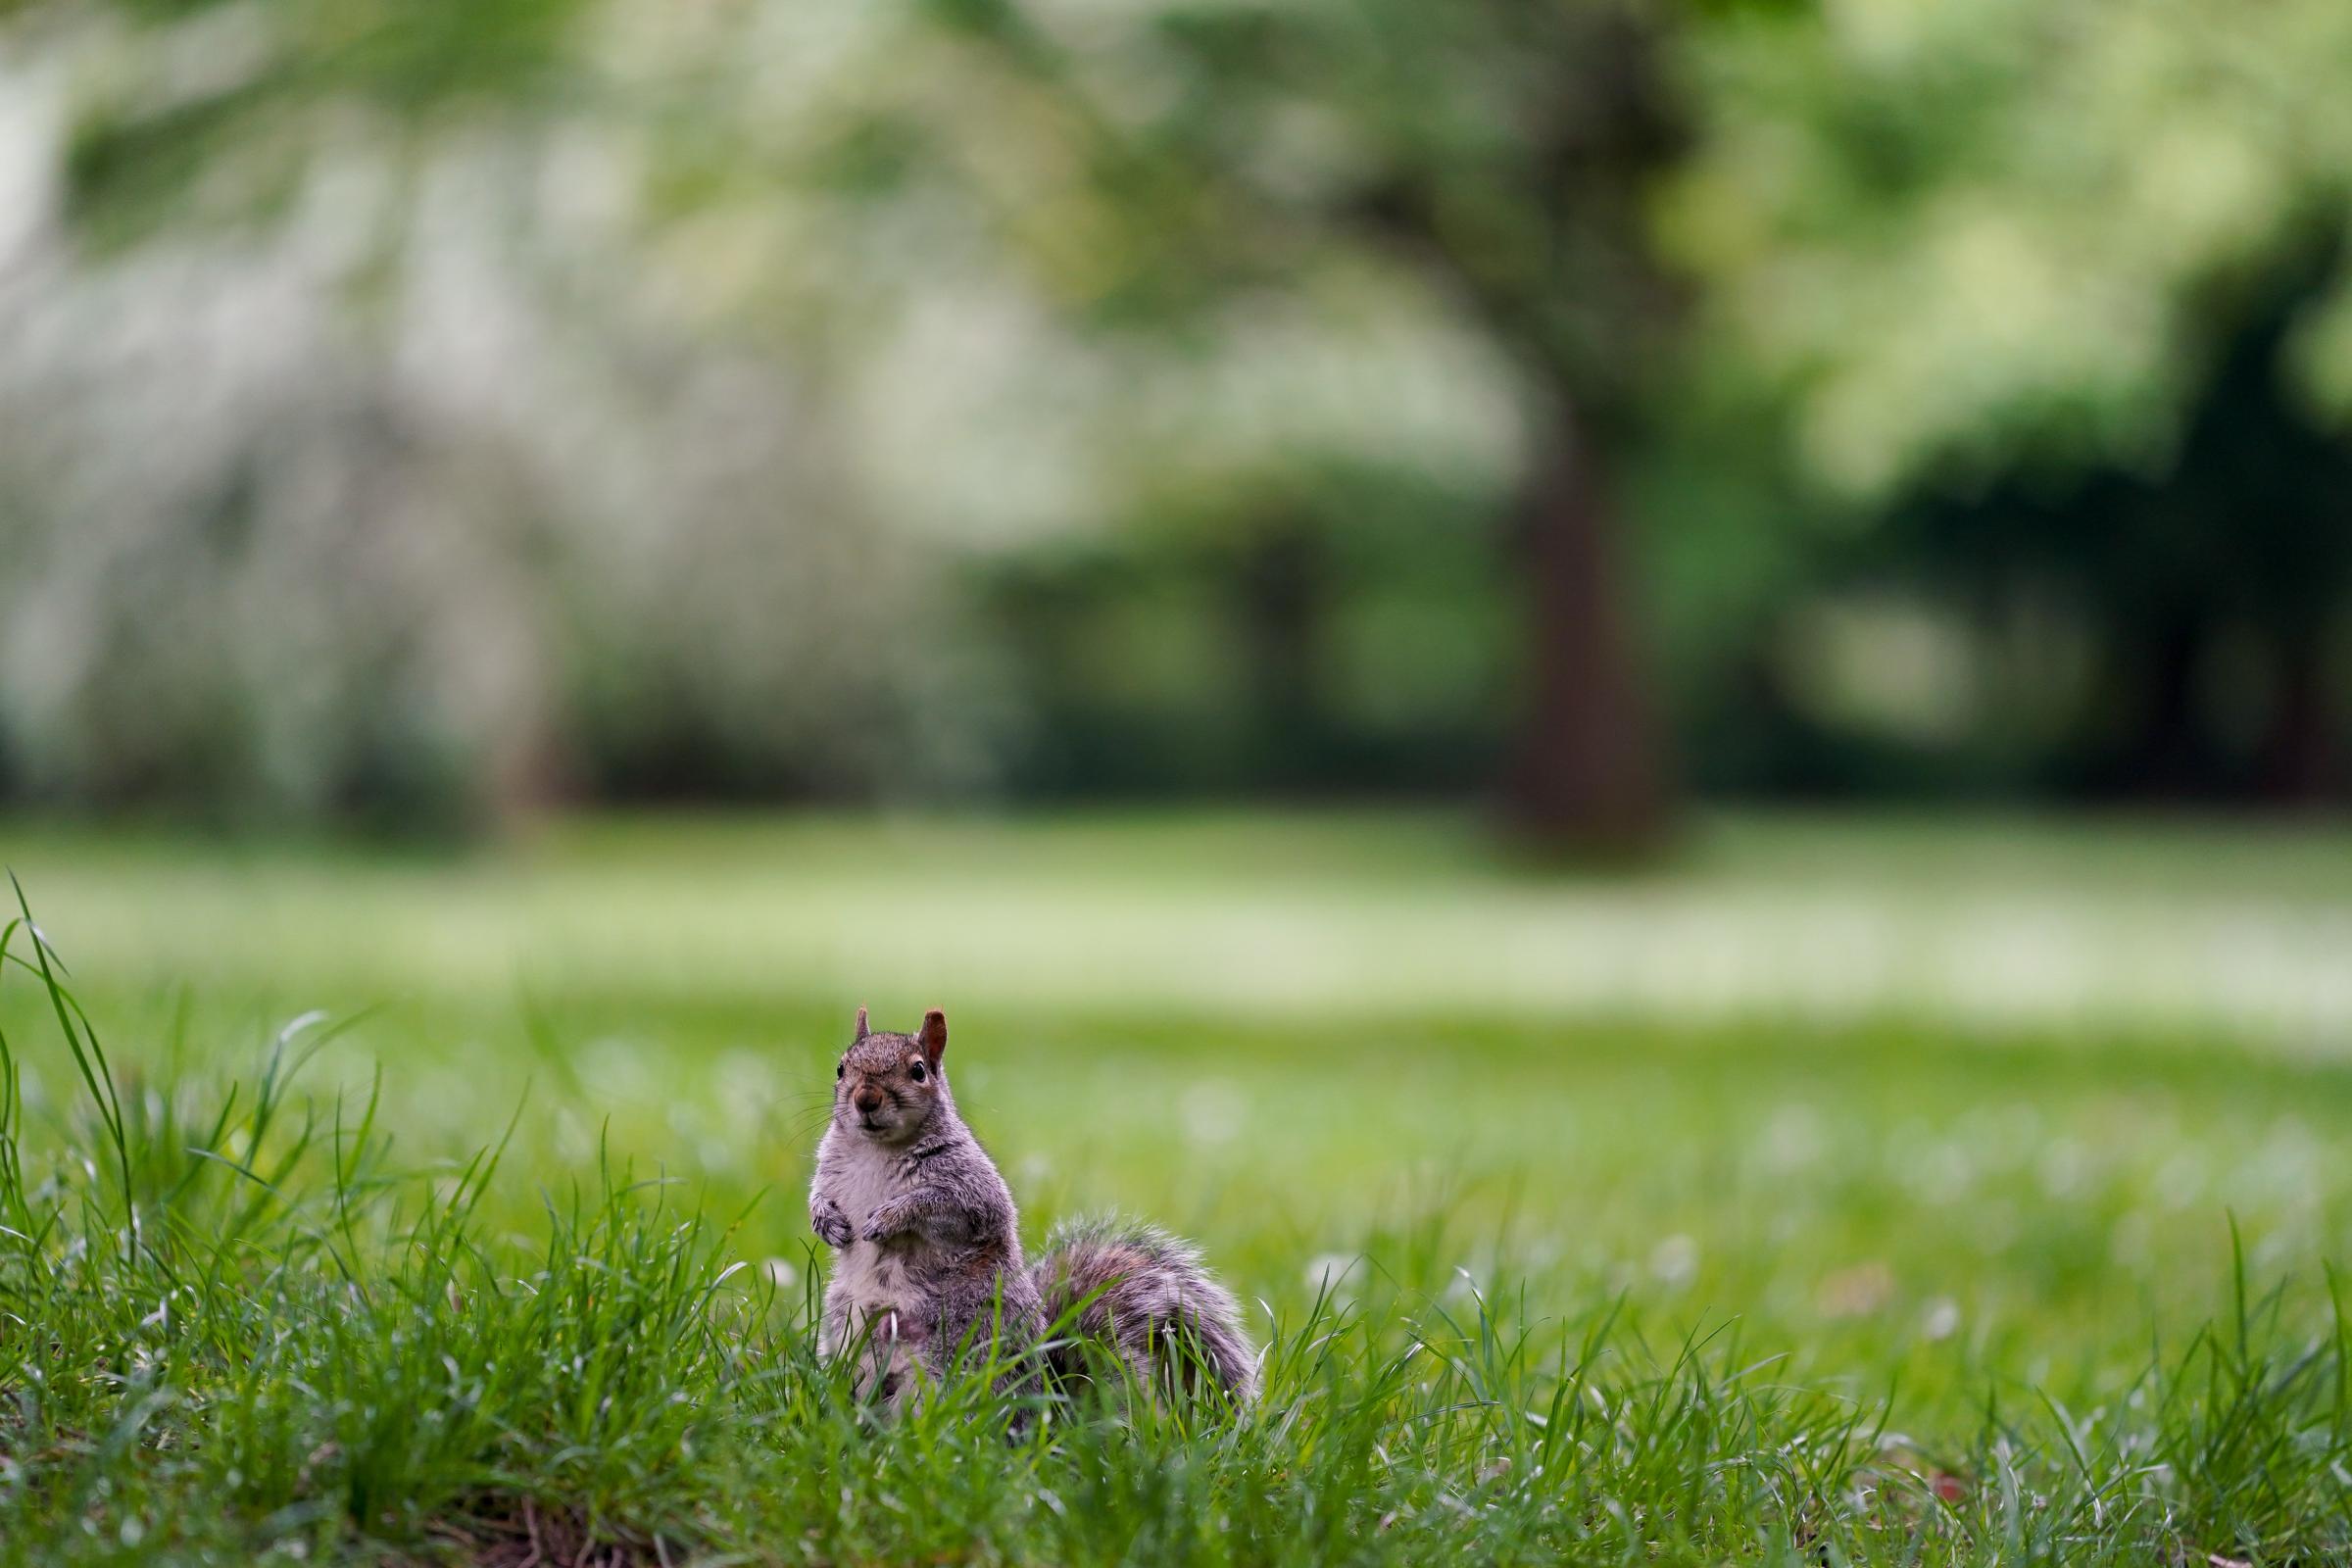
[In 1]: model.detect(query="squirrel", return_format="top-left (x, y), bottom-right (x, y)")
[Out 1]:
top-left (809, 1005), bottom-right (1257, 1409)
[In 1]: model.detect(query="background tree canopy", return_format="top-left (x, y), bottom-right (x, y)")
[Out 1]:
top-left (1667, 0), bottom-right (2352, 800)
top-left (2, 0), bottom-right (2347, 833)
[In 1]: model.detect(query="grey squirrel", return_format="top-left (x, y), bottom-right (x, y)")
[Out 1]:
top-left (809, 1006), bottom-right (1257, 1409)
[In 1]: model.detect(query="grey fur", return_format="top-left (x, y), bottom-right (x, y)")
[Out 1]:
top-left (1030, 1213), bottom-right (1259, 1403)
top-left (809, 1008), bottom-right (1256, 1410)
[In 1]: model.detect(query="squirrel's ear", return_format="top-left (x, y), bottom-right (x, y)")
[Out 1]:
top-left (918, 1008), bottom-right (948, 1068)
top-left (854, 1005), bottom-right (869, 1041)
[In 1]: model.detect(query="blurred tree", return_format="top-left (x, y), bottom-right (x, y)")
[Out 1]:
top-left (32, 0), bottom-right (1693, 847)
top-left (811, 0), bottom-right (1691, 851)
top-left (1667, 0), bottom-right (2352, 801)
top-left (47, 0), bottom-right (2351, 822)
top-left (1880, 265), bottom-right (2352, 802)
top-left (0, 2), bottom-right (1003, 828)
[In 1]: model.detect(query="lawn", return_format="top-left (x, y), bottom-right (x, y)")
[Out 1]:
top-left (3, 811), bottom-right (2350, 1564)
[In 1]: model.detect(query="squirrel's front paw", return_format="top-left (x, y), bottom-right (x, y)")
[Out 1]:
top-left (811, 1200), bottom-right (855, 1249)
top-left (860, 1198), bottom-right (914, 1243)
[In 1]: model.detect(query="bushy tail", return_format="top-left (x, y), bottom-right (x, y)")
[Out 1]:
top-left (1029, 1215), bottom-right (1258, 1404)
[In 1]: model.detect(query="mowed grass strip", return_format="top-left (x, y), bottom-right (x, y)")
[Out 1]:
top-left (10, 810), bottom-right (2352, 1034)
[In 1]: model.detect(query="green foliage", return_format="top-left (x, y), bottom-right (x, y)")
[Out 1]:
top-left (1655, 0), bottom-right (2352, 800)
top-left (64, 0), bottom-right (595, 246)
top-left (1667, 0), bottom-right (2352, 498)
top-left (8, 0), bottom-right (2352, 818)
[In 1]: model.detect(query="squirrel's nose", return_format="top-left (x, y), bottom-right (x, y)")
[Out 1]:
top-left (853, 1087), bottom-right (885, 1114)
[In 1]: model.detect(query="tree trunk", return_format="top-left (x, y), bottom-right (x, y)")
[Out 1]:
top-left (1235, 519), bottom-right (1324, 792)
top-left (2260, 625), bottom-right (2340, 803)
top-left (2116, 612), bottom-right (2206, 799)
top-left (1501, 409), bottom-right (1672, 858)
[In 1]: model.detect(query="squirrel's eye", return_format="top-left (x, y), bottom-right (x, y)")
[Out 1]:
top-left (909, 1061), bottom-right (927, 1082)
top-left (836, 1063), bottom-right (845, 1080)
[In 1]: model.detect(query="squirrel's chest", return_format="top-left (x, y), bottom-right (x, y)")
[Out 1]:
top-left (823, 1145), bottom-right (905, 1227)
top-left (821, 1146), bottom-right (919, 1308)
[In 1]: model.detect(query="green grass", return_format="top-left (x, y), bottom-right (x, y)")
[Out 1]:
top-left (3, 810), bottom-right (2351, 1563)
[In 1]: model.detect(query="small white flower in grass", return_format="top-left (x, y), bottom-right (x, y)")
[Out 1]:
top-left (1761, 1103), bottom-right (1824, 1172)
top-left (762, 1257), bottom-right (798, 1289)
top-left (2155, 1152), bottom-right (2207, 1209)
top-left (1648, 1234), bottom-right (1698, 1289)
top-left (1180, 1080), bottom-right (1247, 1145)
top-left (1911, 1139), bottom-right (1978, 1203)
top-left (2109, 1209), bottom-right (2155, 1270)
top-left (2038, 1139), bottom-right (2087, 1199)
top-left (1921, 1297), bottom-right (1961, 1342)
